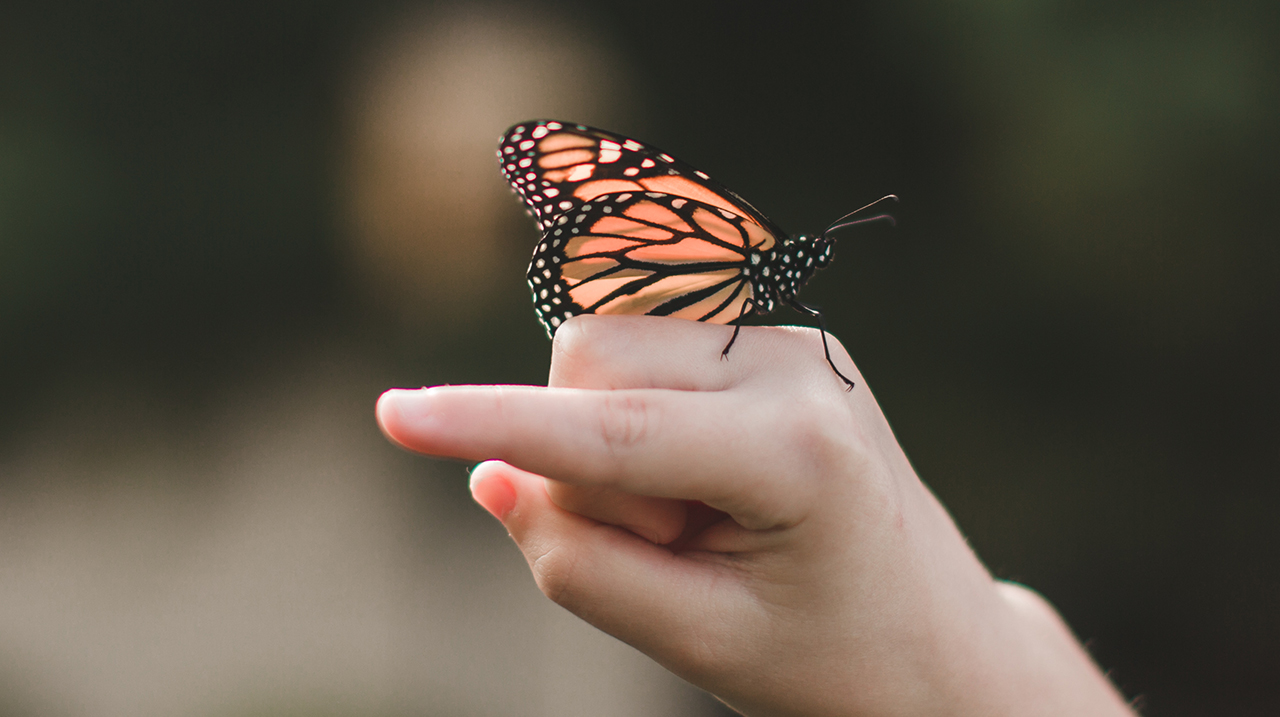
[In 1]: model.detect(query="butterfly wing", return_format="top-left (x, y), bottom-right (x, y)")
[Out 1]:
top-left (528, 191), bottom-right (779, 335)
top-left (498, 121), bottom-right (788, 238)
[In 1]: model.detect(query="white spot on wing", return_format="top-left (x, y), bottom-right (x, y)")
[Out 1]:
top-left (565, 164), bottom-right (595, 181)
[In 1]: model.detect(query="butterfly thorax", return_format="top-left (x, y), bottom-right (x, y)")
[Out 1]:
top-left (749, 234), bottom-right (833, 312)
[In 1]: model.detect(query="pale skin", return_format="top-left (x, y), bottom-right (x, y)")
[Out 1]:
top-left (376, 315), bottom-right (1137, 717)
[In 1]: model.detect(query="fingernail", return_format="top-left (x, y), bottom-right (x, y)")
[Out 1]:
top-left (377, 388), bottom-right (438, 435)
top-left (470, 464), bottom-right (518, 520)
top-left (376, 389), bottom-right (412, 424)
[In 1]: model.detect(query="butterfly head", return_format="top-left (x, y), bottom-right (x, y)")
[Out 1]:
top-left (810, 234), bottom-right (836, 269)
top-left (762, 196), bottom-right (896, 302)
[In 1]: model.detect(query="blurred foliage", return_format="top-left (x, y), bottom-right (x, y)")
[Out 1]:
top-left (1, 0), bottom-right (1278, 714)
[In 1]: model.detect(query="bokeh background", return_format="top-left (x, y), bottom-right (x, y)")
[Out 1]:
top-left (1, 1), bottom-right (1277, 715)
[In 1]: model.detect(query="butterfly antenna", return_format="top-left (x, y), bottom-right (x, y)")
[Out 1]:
top-left (821, 194), bottom-right (899, 238)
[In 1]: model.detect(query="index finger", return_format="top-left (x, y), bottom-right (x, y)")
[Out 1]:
top-left (376, 385), bottom-right (805, 528)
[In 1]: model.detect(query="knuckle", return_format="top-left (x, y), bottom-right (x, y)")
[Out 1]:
top-left (528, 543), bottom-right (580, 608)
top-left (550, 317), bottom-right (607, 387)
top-left (549, 324), bottom-right (587, 386)
top-left (597, 392), bottom-right (653, 457)
top-left (783, 392), bottom-right (869, 475)
top-left (489, 385), bottom-right (513, 431)
top-left (550, 316), bottom-right (588, 361)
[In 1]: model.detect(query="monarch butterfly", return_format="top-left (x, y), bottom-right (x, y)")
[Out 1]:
top-left (497, 120), bottom-right (893, 389)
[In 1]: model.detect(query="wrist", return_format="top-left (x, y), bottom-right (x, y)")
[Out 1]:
top-left (875, 481), bottom-right (1135, 717)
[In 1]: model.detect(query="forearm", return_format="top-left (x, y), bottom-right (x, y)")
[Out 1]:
top-left (982, 582), bottom-right (1135, 716)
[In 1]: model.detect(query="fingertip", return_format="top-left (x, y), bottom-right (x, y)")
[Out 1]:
top-left (376, 387), bottom-right (450, 453)
top-left (470, 461), bottom-right (520, 521)
top-left (375, 388), bottom-right (413, 446)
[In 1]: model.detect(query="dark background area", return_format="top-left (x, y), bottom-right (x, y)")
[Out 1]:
top-left (1, 0), bottom-right (1277, 714)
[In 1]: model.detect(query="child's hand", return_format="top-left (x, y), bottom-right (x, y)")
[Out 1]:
top-left (377, 316), bottom-right (1133, 717)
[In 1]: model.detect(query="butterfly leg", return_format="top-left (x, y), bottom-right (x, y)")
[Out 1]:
top-left (786, 299), bottom-right (856, 391)
top-left (721, 324), bottom-right (743, 360)
top-left (721, 300), bottom-right (754, 360)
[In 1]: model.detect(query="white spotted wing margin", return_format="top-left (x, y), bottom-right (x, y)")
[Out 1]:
top-left (497, 120), bottom-right (789, 239)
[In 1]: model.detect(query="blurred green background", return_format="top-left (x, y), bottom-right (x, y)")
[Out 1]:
top-left (1, 1), bottom-right (1277, 715)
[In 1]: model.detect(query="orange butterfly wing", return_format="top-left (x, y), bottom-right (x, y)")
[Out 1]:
top-left (527, 192), bottom-right (778, 333)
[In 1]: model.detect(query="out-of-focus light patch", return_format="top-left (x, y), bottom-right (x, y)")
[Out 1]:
top-left (342, 5), bottom-right (641, 327)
